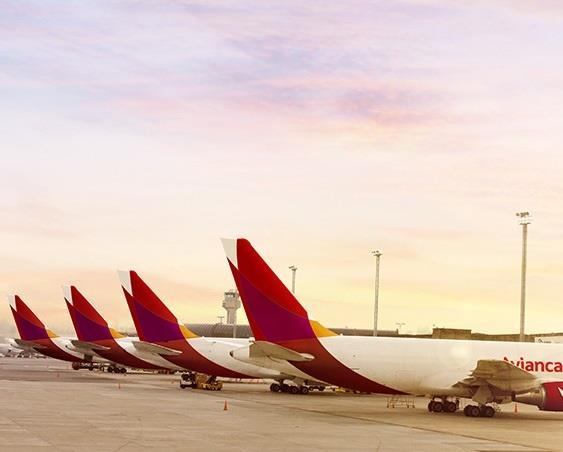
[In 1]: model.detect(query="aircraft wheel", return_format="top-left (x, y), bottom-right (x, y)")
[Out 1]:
top-left (480, 405), bottom-right (495, 418)
top-left (289, 386), bottom-right (299, 395)
top-left (280, 384), bottom-right (289, 393)
top-left (432, 401), bottom-right (443, 413)
top-left (465, 405), bottom-right (481, 417)
top-left (318, 386), bottom-right (325, 392)
top-left (299, 386), bottom-right (309, 395)
top-left (444, 401), bottom-right (457, 413)
top-left (270, 383), bottom-right (281, 392)
top-left (120, 367), bottom-right (127, 374)
top-left (428, 401), bottom-right (435, 412)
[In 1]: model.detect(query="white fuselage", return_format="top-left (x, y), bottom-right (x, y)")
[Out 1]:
top-left (318, 336), bottom-right (563, 395)
top-left (112, 336), bottom-right (184, 370)
top-left (185, 337), bottom-right (290, 379)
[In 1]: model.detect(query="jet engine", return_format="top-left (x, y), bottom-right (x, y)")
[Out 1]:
top-left (513, 382), bottom-right (563, 411)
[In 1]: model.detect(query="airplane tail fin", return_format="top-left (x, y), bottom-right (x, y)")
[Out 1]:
top-left (6, 295), bottom-right (58, 341)
top-left (221, 238), bottom-right (335, 344)
top-left (63, 286), bottom-right (124, 342)
top-left (118, 270), bottom-right (197, 343)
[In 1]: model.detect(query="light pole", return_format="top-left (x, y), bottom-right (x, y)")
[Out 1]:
top-left (289, 266), bottom-right (297, 294)
top-left (516, 211), bottom-right (531, 342)
top-left (396, 322), bottom-right (405, 334)
top-left (371, 250), bottom-right (382, 337)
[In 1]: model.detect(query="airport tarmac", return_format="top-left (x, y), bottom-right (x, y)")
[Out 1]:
top-left (0, 357), bottom-right (559, 451)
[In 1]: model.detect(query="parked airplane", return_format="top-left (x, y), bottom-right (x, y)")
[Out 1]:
top-left (6, 295), bottom-right (107, 368)
top-left (0, 339), bottom-right (19, 356)
top-left (118, 270), bottom-right (303, 385)
top-left (63, 286), bottom-right (184, 373)
top-left (222, 238), bottom-right (563, 417)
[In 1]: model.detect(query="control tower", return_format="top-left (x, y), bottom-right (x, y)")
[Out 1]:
top-left (222, 290), bottom-right (241, 325)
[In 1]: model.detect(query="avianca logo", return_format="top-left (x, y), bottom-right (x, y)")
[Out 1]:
top-left (503, 356), bottom-right (563, 373)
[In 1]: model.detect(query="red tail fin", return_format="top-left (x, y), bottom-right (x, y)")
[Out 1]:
top-left (7, 295), bottom-right (58, 341)
top-left (63, 286), bottom-right (124, 342)
top-left (118, 270), bottom-right (197, 343)
top-left (222, 239), bottom-right (335, 344)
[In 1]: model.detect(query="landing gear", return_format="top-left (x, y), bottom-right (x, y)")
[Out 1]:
top-left (444, 401), bottom-right (457, 413)
top-left (428, 398), bottom-right (459, 413)
top-left (463, 404), bottom-right (495, 417)
top-left (428, 400), bottom-right (443, 412)
top-left (271, 380), bottom-right (326, 395)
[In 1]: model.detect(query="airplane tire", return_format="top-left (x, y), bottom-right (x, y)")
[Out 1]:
top-left (465, 405), bottom-right (481, 417)
top-left (289, 386), bottom-right (299, 395)
top-left (280, 384), bottom-right (289, 393)
top-left (270, 383), bottom-right (281, 392)
top-left (432, 401), bottom-right (443, 413)
top-left (299, 386), bottom-right (309, 395)
top-left (108, 367), bottom-right (114, 373)
top-left (318, 386), bottom-right (325, 392)
top-left (120, 368), bottom-right (127, 374)
top-left (481, 406), bottom-right (495, 418)
top-left (444, 401), bottom-right (457, 413)
top-left (428, 401), bottom-right (435, 412)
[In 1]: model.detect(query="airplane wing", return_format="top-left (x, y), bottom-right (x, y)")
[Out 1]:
top-left (249, 341), bottom-right (315, 362)
top-left (131, 340), bottom-right (182, 356)
top-left (13, 338), bottom-right (47, 350)
top-left (454, 359), bottom-right (538, 403)
top-left (67, 340), bottom-right (112, 357)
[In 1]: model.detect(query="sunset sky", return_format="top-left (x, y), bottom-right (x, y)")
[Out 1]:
top-left (2, 1), bottom-right (563, 337)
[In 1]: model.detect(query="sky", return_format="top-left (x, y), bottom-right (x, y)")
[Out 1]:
top-left (2, 0), bottom-right (563, 337)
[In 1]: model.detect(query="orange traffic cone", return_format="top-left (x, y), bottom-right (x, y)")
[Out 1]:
top-left (514, 403), bottom-right (518, 413)
top-left (223, 400), bottom-right (228, 411)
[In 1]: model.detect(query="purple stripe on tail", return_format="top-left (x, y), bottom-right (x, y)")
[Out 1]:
top-left (128, 295), bottom-right (184, 343)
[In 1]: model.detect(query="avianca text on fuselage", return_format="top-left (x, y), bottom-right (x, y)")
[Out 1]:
top-left (503, 356), bottom-right (563, 373)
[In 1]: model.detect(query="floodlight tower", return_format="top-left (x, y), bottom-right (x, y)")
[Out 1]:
top-left (516, 211), bottom-right (532, 342)
top-left (371, 250), bottom-right (382, 337)
top-left (289, 266), bottom-right (297, 294)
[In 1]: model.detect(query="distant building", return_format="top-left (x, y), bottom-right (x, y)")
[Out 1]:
top-left (405, 328), bottom-right (563, 343)
top-left (184, 323), bottom-right (399, 338)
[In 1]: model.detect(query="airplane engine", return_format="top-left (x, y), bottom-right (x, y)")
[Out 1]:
top-left (513, 382), bottom-right (563, 411)
top-left (229, 345), bottom-right (252, 363)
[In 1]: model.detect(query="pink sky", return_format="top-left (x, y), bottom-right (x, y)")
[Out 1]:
top-left (1, 1), bottom-right (563, 336)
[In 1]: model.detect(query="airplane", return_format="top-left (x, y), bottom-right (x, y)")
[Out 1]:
top-left (63, 285), bottom-right (185, 373)
top-left (0, 339), bottom-right (20, 357)
top-left (222, 238), bottom-right (563, 417)
top-left (6, 295), bottom-right (108, 369)
top-left (118, 269), bottom-right (311, 387)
